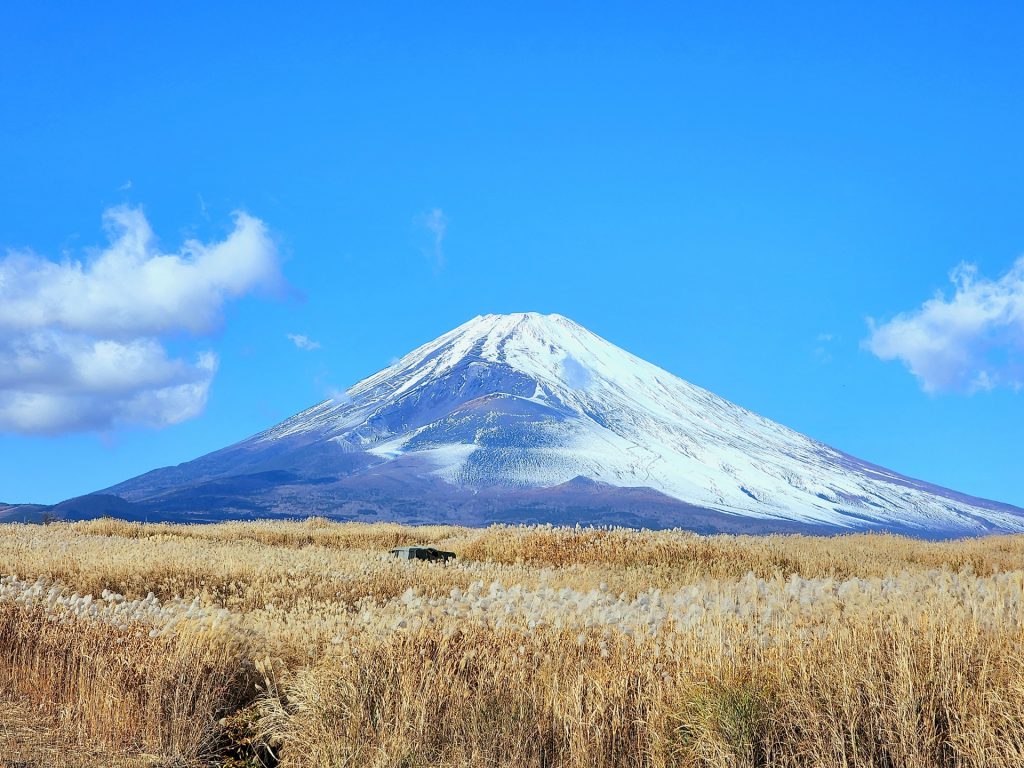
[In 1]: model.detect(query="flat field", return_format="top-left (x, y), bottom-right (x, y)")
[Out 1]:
top-left (0, 518), bottom-right (1022, 767)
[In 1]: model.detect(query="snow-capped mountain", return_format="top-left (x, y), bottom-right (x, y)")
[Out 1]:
top-left (102, 313), bottom-right (1024, 535)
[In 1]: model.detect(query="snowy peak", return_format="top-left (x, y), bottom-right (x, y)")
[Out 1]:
top-left (349, 312), bottom-right (621, 406)
top-left (108, 313), bottom-right (1024, 535)
top-left (266, 311), bottom-right (745, 443)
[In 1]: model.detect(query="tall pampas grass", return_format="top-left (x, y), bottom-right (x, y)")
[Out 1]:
top-left (1, 518), bottom-right (1022, 765)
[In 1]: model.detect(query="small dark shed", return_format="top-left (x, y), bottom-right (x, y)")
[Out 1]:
top-left (390, 546), bottom-right (456, 562)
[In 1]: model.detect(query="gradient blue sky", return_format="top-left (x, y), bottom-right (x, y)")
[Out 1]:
top-left (2, 2), bottom-right (1023, 506)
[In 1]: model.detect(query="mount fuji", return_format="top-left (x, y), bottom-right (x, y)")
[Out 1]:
top-left (86, 313), bottom-right (1022, 535)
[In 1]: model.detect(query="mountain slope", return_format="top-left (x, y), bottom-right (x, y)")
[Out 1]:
top-left (104, 313), bottom-right (1024, 535)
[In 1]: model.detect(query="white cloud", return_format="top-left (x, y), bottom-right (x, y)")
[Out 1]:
top-left (864, 257), bottom-right (1024, 393)
top-left (0, 337), bottom-right (216, 434)
top-left (419, 208), bottom-right (448, 269)
top-left (287, 333), bottom-right (321, 351)
top-left (814, 333), bottom-right (837, 364)
top-left (0, 206), bottom-right (281, 434)
top-left (0, 206), bottom-right (281, 337)
top-left (562, 354), bottom-right (593, 389)
top-left (327, 387), bottom-right (351, 404)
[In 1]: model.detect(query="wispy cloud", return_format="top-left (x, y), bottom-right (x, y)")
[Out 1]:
top-left (418, 208), bottom-right (448, 270)
top-left (864, 257), bottom-right (1024, 394)
top-left (562, 354), bottom-right (593, 389)
top-left (0, 205), bottom-right (282, 434)
top-left (287, 333), bottom-right (321, 351)
top-left (327, 387), bottom-right (351, 404)
top-left (814, 333), bottom-right (837, 364)
top-left (119, 180), bottom-right (132, 192)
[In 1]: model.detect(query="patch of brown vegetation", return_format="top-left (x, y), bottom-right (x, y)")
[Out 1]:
top-left (0, 519), bottom-right (1021, 766)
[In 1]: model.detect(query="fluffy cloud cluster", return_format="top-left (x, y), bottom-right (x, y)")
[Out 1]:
top-left (865, 258), bottom-right (1024, 394)
top-left (0, 206), bottom-right (282, 434)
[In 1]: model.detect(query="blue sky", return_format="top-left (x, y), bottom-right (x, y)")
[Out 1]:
top-left (2, 2), bottom-right (1023, 506)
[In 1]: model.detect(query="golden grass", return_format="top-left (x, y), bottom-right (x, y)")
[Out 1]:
top-left (1, 518), bottom-right (1022, 766)
top-left (263, 617), bottom-right (1024, 768)
top-left (0, 700), bottom-right (158, 768)
top-left (0, 601), bottom-right (252, 765)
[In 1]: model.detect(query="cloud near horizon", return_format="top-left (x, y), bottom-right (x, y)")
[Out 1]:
top-left (864, 257), bottom-right (1024, 394)
top-left (0, 206), bottom-right (282, 434)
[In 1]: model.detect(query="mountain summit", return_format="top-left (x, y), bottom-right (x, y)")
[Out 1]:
top-left (102, 312), bottom-right (1024, 534)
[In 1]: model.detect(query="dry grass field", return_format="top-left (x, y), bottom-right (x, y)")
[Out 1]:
top-left (0, 518), bottom-right (1023, 767)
